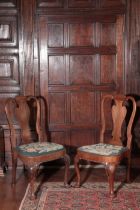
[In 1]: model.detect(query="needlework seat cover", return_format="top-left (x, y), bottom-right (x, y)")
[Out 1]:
top-left (78, 143), bottom-right (127, 156)
top-left (16, 142), bottom-right (64, 157)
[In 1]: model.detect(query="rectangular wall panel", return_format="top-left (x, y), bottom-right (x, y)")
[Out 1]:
top-left (0, 16), bottom-right (17, 47)
top-left (69, 23), bottom-right (95, 47)
top-left (0, 0), bottom-right (17, 7)
top-left (37, 0), bottom-right (64, 8)
top-left (70, 92), bottom-right (95, 124)
top-left (68, 0), bottom-right (96, 8)
top-left (100, 55), bottom-right (116, 84)
top-left (49, 92), bottom-right (66, 124)
top-left (48, 55), bottom-right (65, 85)
top-left (0, 55), bottom-right (19, 85)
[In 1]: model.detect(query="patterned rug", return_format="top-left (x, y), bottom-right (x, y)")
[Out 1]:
top-left (19, 182), bottom-right (140, 210)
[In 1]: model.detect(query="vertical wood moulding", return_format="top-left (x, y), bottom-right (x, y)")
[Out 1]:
top-left (125, 0), bottom-right (140, 94)
top-left (18, 0), bottom-right (24, 95)
top-left (116, 15), bottom-right (124, 94)
top-left (34, 12), bottom-right (40, 96)
top-left (21, 0), bottom-right (36, 95)
top-left (38, 15), bottom-right (49, 134)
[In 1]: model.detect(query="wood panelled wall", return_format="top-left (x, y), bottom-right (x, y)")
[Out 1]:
top-left (125, 0), bottom-right (140, 154)
top-left (0, 0), bottom-right (140, 166)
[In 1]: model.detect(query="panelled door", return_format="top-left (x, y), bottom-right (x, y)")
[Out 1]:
top-left (37, 1), bottom-right (124, 150)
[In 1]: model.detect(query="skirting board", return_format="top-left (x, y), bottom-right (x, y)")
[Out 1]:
top-left (39, 164), bottom-right (126, 169)
top-left (6, 162), bottom-right (140, 170)
top-left (7, 164), bottom-right (126, 171)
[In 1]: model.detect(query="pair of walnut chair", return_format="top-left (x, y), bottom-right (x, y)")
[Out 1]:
top-left (5, 94), bottom-right (136, 199)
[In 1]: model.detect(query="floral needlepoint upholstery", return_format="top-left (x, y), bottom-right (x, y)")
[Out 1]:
top-left (78, 143), bottom-right (127, 156)
top-left (16, 142), bottom-right (64, 157)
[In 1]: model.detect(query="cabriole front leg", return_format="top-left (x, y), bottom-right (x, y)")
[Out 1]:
top-left (28, 164), bottom-right (38, 200)
top-left (11, 152), bottom-right (17, 186)
top-left (126, 155), bottom-right (131, 183)
top-left (105, 163), bottom-right (117, 198)
top-left (63, 154), bottom-right (70, 187)
top-left (74, 154), bottom-right (80, 187)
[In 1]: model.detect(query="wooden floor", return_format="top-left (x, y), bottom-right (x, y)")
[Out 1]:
top-left (0, 166), bottom-right (140, 210)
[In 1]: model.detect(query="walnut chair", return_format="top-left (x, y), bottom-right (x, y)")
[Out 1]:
top-left (5, 96), bottom-right (70, 199)
top-left (74, 94), bottom-right (136, 198)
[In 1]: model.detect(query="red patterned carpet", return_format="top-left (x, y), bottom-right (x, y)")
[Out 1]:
top-left (19, 182), bottom-right (140, 210)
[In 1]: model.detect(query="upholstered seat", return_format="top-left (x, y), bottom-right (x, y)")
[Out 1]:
top-left (16, 142), bottom-right (64, 157)
top-left (78, 143), bottom-right (127, 156)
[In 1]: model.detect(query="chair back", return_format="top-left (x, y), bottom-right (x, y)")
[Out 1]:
top-left (5, 96), bottom-right (44, 150)
top-left (100, 95), bottom-right (136, 149)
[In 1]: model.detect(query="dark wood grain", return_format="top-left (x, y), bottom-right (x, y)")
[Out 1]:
top-left (0, 0), bottom-right (140, 167)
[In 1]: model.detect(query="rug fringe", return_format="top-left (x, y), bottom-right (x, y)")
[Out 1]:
top-left (19, 184), bottom-right (30, 210)
top-left (37, 189), bottom-right (49, 210)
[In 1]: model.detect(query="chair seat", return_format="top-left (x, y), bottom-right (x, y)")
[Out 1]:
top-left (16, 142), bottom-right (64, 157)
top-left (78, 143), bottom-right (127, 156)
